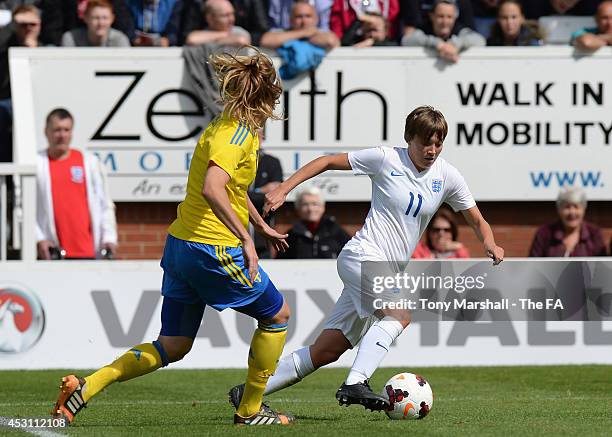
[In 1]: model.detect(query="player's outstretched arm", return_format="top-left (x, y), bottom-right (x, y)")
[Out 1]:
top-left (263, 153), bottom-right (351, 216)
top-left (461, 206), bottom-right (504, 265)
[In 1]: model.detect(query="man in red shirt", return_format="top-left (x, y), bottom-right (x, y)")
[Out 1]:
top-left (36, 108), bottom-right (117, 259)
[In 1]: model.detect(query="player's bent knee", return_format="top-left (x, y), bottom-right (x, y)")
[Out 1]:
top-left (381, 309), bottom-right (411, 328)
top-left (266, 300), bottom-right (291, 326)
top-left (156, 336), bottom-right (194, 363)
top-left (166, 346), bottom-right (191, 363)
top-left (397, 317), bottom-right (410, 329)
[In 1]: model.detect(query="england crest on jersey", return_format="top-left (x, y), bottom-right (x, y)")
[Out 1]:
top-left (71, 166), bottom-right (84, 184)
top-left (432, 179), bottom-right (443, 193)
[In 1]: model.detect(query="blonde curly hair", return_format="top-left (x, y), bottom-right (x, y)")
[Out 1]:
top-left (209, 47), bottom-right (283, 131)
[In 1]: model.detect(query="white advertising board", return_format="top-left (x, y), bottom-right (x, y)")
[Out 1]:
top-left (10, 47), bottom-right (612, 202)
top-left (0, 260), bottom-right (610, 369)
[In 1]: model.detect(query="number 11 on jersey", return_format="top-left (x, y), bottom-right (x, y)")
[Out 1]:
top-left (405, 192), bottom-right (423, 217)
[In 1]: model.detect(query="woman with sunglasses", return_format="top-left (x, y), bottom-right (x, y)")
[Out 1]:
top-left (412, 207), bottom-right (470, 258)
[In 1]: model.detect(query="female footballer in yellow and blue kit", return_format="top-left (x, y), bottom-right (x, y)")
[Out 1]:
top-left (52, 49), bottom-right (295, 426)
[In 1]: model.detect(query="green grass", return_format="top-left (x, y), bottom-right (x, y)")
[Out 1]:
top-left (1, 366), bottom-right (611, 436)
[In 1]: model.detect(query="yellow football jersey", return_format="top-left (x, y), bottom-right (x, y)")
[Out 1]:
top-left (168, 114), bottom-right (259, 246)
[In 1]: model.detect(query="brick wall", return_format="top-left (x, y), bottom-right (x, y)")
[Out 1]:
top-left (115, 203), bottom-right (177, 259)
top-left (115, 201), bottom-right (612, 260)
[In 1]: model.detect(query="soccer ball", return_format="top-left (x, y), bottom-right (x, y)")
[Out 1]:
top-left (381, 372), bottom-right (433, 420)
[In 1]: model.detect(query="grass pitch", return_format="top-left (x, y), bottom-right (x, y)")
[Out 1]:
top-left (1, 366), bottom-right (611, 436)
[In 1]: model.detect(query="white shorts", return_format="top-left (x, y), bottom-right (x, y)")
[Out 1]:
top-left (323, 249), bottom-right (378, 346)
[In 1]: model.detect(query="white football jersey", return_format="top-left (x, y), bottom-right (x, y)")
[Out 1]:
top-left (343, 146), bottom-right (476, 262)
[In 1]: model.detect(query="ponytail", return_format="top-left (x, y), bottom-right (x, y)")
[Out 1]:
top-left (209, 47), bottom-right (283, 131)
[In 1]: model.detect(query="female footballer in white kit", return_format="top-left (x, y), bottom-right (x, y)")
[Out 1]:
top-left (229, 106), bottom-right (505, 411)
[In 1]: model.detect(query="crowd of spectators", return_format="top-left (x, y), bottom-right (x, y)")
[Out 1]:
top-left (1, 0), bottom-right (610, 51)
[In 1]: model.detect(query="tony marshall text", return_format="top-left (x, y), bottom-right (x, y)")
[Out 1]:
top-left (373, 298), bottom-right (564, 311)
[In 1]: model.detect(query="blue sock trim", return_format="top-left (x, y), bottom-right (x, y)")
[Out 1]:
top-left (152, 340), bottom-right (170, 367)
top-left (258, 322), bottom-right (288, 332)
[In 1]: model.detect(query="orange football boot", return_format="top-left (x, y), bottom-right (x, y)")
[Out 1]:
top-left (51, 375), bottom-right (87, 424)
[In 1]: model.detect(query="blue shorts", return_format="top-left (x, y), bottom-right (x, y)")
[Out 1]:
top-left (159, 235), bottom-right (284, 338)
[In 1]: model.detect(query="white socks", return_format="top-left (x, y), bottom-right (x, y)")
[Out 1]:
top-left (345, 316), bottom-right (404, 385)
top-left (264, 346), bottom-right (315, 395)
top-left (261, 318), bottom-right (404, 394)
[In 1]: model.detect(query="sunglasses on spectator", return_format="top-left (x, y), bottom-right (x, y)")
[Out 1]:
top-left (430, 227), bottom-right (452, 233)
top-left (15, 20), bottom-right (40, 26)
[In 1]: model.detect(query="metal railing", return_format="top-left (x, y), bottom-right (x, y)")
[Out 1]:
top-left (0, 164), bottom-right (36, 261)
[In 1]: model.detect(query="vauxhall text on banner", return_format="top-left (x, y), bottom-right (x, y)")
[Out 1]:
top-left (0, 259), bottom-right (610, 369)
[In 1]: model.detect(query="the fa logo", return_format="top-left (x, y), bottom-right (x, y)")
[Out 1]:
top-left (71, 166), bottom-right (84, 184)
top-left (432, 179), bottom-right (442, 193)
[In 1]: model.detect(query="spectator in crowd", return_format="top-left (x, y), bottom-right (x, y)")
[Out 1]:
top-left (529, 187), bottom-right (606, 257)
top-left (261, 1), bottom-right (339, 79)
top-left (412, 208), bottom-right (470, 258)
top-left (523, 0), bottom-right (600, 20)
top-left (260, 0), bottom-right (339, 49)
top-left (341, 8), bottom-right (397, 46)
top-left (61, 0), bottom-right (130, 46)
top-left (278, 186), bottom-right (349, 259)
top-left (401, 0), bottom-right (475, 37)
top-left (169, 0), bottom-right (268, 47)
top-left (331, 0), bottom-right (400, 41)
top-left (184, 0), bottom-right (250, 46)
top-left (36, 108), bottom-right (117, 260)
top-left (487, 0), bottom-right (543, 46)
top-left (269, 0), bottom-right (333, 31)
top-left (1, 1), bottom-right (43, 28)
top-left (572, 0), bottom-right (612, 50)
top-left (249, 143), bottom-right (283, 258)
top-left (402, 0), bottom-right (485, 63)
top-left (0, 4), bottom-right (40, 48)
top-left (0, 5), bottom-right (41, 163)
top-left (126, 0), bottom-right (176, 46)
top-left (40, 0), bottom-right (133, 46)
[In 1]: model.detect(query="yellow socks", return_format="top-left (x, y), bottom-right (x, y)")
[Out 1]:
top-left (82, 341), bottom-right (169, 402)
top-left (80, 326), bottom-right (287, 417)
top-left (236, 322), bottom-right (288, 418)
